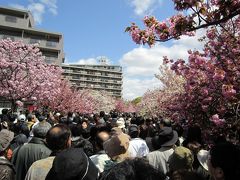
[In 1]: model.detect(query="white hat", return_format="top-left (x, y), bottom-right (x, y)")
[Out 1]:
top-left (18, 114), bottom-right (26, 122)
top-left (116, 117), bottom-right (125, 129)
top-left (197, 149), bottom-right (209, 171)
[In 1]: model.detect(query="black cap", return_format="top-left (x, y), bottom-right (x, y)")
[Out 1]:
top-left (46, 148), bottom-right (98, 180)
top-left (128, 124), bottom-right (138, 134)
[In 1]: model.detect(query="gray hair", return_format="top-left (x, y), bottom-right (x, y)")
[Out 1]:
top-left (33, 122), bottom-right (52, 139)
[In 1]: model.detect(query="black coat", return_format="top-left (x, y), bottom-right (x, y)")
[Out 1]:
top-left (0, 157), bottom-right (15, 180)
top-left (11, 137), bottom-right (51, 180)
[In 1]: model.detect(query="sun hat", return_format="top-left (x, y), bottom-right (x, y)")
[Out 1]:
top-left (111, 127), bottom-right (123, 136)
top-left (158, 127), bottom-right (178, 147)
top-left (168, 146), bottom-right (194, 172)
top-left (197, 149), bottom-right (209, 171)
top-left (0, 129), bottom-right (14, 152)
top-left (116, 117), bottom-right (125, 129)
top-left (103, 133), bottom-right (130, 161)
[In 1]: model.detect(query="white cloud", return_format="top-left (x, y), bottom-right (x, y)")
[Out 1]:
top-left (120, 30), bottom-right (205, 100)
top-left (75, 56), bottom-right (112, 65)
top-left (40, 0), bottom-right (58, 15)
top-left (77, 58), bottom-right (98, 65)
top-left (9, 0), bottom-right (58, 25)
top-left (123, 77), bottom-right (161, 100)
top-left (128, 0), bottom-right (163, 16)
top-left (28, 3), bottom-right (45, 24)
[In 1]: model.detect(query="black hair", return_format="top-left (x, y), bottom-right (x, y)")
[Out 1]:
top-left (160, 118), bottom-right (172, 127)
top-left (69, 124), bottom-right (82, 137)
top-left (101, 158), bottom-right (166, 180)
top-left (27, 114), bottom-right (33, 121)
top-left (46, 124), bottom-right (71, 152)
top-left (100, 111), bottom-right (105, 118)
top-left (185, 124), bottom-right (202, 144)
top-left (170, 170), bottom-right (205, 180)
top-left (67, 112), bottom-right (73, 117)
top-left (129, 131), bottom-right (139, 139)
top-left (173, 124), bottom-right (184, 137)
top-left (210, 142), bottom-right (240, 180)
top-left (14, 122), bottom-right (30, 138)
top-left (1, 109), bottom-right (8, 115)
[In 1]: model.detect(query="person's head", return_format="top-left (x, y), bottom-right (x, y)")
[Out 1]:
top-left (69, 124), bottom-right (82, 137)
top-left (128, 124), bottom-right (139, 138)
top-left (1, 109), bottom-right (8, 115)
top-left (46, 148), bottom-right (98, 180)
top-left (81, 120), bottom-right (89, 129)
top-left (0, 129), bottom-right (14, 156)
top-left (14, 121), bottom-right (30, 137)
top-left (160, 118), bottom-right (172, 129)
top-left (170, 170), bottom-right (205, 180)
top-left (116, 117), bottom-right (125, 129)
top-left (110, 127), bottom-right (123, 136)
top-left (95, 131), bottom-right (110, 151)
top-left (18, 114), bottom-right (26, 122)
top-left (208, 142), bottom-right (240, 180)
top-left (101, 158), bottom-right (166, 180)
top-left (67, 112), bottom-right (73, 118)
top-left (168, 146), bottom-right (194, 173)
top-left (173, 124), bottom-right (184, 137)
top-left (103, 133), bottom-right (130, 161)
top-left (38, 115), bottom-right (47, 122)
top-left (152, 127), bottom-right (178, 150)
top-left (33, 122), bottom-right (51, 139)
top-left (186, 125), bottom-right (202, 144)
top-left (27, 114), bottom-right (35, 122)
top-left (100, 111), bottom-right (105, 118)
top-left (46, 124), bottom-right (71, 153)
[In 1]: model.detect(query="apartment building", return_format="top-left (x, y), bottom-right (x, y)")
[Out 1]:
top-left (0, 6), bottom-right (64, 65)
top-left (62, 64), bottom-right (123, 98)
top-left (0, 6), bottom-right (122, 98)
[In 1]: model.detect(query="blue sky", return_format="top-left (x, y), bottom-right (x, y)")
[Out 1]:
top-left (1, 0), bottom-right (203, 99)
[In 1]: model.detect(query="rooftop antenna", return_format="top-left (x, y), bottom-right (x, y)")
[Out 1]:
top-left (98, 56), bottom-right (109, 65)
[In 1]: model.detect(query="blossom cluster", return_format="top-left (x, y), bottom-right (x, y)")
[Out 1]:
top-left (126, 0), bottom-right (240, 46)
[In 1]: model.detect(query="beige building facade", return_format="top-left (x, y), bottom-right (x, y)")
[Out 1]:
top-left (0, 6), bottom-right (65, 65)
top-left (62, 64), bottom-right (122, 98)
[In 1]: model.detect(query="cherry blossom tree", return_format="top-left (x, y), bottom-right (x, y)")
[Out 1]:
top-left (126, 0), bottom-right (240, 125)
top-left (43, 80), bottom-right (98, 114)
top-left (88, 90), bottom-right (116, 113)
top-left (115, 99), bottom-right (137, 113)
top-left (164, 22), bottom-right (240, 124)
top-left (74, 89), bottom-right (96, 114)
top-left (0, 39), bottom-right (62, 110)
top-left (139, 64), bottom-right (185, 119)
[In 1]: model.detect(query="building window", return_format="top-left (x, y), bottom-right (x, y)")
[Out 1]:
top-left (5, 15), bottom-right (17, 23)
top-left (46, 41), bottom-right (57, 47)
top-left (45, 59), bottom-right (52, 64)
top-left (3, 35), bottom-right (15, 41)
top-left (72, 75), bottom-right (79, 79)
top-left (30, 38), bottom-right (40, 44)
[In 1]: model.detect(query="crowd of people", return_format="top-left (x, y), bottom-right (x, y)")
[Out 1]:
top-left (0, 108), bottom-right (239, 180)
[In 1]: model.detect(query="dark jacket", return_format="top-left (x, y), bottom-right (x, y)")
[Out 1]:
top-left (11, 137), bottom-right (51, 180)
top-left (10, 134), bottom-right (28, 151)
top-left (0, 157), bottom-right (15, 180)
top-left (71, 136), bottom-right (94, 157)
